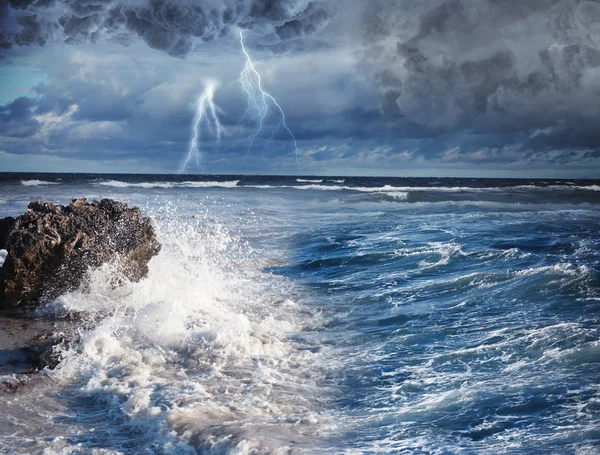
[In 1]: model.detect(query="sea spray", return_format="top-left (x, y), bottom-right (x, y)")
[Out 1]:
top-left (43, 202), bottom-right (332, 453)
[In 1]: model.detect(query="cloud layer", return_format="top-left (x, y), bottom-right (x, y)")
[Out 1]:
top-left (0, 0), bottom-right (334, 56)
top-left (359, 0), bottom-right (600, 156)
top-left (1, 0), bottom-right (599, 176)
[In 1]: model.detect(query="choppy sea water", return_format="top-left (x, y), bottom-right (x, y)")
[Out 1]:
top-left (0, 173), bottom-right (599, 455)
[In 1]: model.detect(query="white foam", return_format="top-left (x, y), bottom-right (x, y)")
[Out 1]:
top-left (180, 180), bottom-right (240, 188)
top-left (516, 184), bottom-right (600, 191)
top-left (514, 263), bottom-right (589, 278)
top-left (92, 180), bottom-right (598, 195)
top-left (46, 207), bottom-right (329, 452)
top-left (96, 180), bottom-right (240, 189)
top-left (0, 249), bottom-right (6, 267)
top-left (291, 184), bottom-right (343, 191)
top-left (258, 183), bottom-right (600, 194)
top-left (296, 178), bottom-right (323, 183)
top-left (394, 242), bottom-right (464, 268)
top-left (97, 180), bottom-right (176, 188)
top-left (97, 179), bottom-right (138, 188)
top-left (384, 191), bottom-right (409, 200)
top-left (247, 184), bottom-right (409, 200)
top-left (20, 180), bottom-right (58, 186)
top-left (244, 183), bottom-right (496, 195)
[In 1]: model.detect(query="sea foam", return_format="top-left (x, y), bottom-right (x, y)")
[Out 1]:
top-left (20, 180), bottom-right (58, 186)
top-left (97, 180), bottom-right (240, 189)
top-left (46, 204), bottom-right (330, 453)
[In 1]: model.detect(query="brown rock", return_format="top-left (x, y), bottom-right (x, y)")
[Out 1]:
top-left (0, 198), bottom-right (160, 308)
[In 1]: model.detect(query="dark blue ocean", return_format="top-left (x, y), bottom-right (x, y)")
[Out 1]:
top-left (0, 173), bottom-right (599, 454)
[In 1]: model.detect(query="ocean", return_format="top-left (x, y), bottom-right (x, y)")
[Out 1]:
top-left (0, 173), bottom-right (599, 454)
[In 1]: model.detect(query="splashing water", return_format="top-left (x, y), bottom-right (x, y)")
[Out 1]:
top-left (2, 199), bottom-right (335, 454)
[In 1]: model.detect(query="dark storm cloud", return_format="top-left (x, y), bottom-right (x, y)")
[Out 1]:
top-left (0, 0), bottom-right (334, 56)
top-left (357, 0), bottom-right (600, 158)
top-left (0, 96), bottom-right (40, 137)
top-left (2, 0), bottom-right (599, 175)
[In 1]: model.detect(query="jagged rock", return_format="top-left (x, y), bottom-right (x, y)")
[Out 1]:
top-left (0, 198), bottom-right (160, 308)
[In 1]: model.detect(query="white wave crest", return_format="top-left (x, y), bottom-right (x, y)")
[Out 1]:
top-left (296, 184), bottom-right (408, 200)
top-left (181, 180), bottom-right (240, 188)
top-left (91, 180), bottom-right (598, 195)
top-left (515, 263), bottom-right (590, 278)
top-left (20, 180), bottom-right (58, 186)
top-left (96, 180), bottom-right (240, 189)
top-left (515, 184), bottom-right (600, 191)
top-left (382, 191), bottom-right (409, 200)
top-left (98, 180), bottom-right (175, 188)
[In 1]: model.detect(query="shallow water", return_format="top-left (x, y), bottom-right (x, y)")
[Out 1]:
top-left (0, 173), bottom-right (599, 454)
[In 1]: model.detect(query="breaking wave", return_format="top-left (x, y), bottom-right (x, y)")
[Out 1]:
top-left (96, 180), bottom-right (240, 189)
top-left (20, 180), bottom-right (59, 186)
top-left (39, 205), bottom-right (332, 453)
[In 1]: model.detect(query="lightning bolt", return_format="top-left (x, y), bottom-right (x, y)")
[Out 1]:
top-left (238, 31), bottom-right (300, 169)
top-left (179, 83), bottom-right (224, 173)
top-left (180, 33), bottom-right (299, 172)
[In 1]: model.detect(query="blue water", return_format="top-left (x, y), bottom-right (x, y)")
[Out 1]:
top-left (0, 173), bottom-right (599, 454)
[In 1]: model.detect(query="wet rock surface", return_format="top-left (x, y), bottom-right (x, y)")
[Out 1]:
top-left (0, 198), bottom-right (160, 308)
top-left (0, 198), bottom-right (160, 379)
top-left (0, 313), bottom-right (76, 389)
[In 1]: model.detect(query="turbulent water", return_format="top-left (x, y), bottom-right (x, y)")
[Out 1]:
top-left (0, 173), bottom-right (599, 454)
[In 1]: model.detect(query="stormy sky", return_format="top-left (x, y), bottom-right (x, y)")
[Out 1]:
top-left (1, 0), bottom-right (599, 177)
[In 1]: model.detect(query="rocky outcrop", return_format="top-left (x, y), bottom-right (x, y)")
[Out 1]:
top-left (0, 198), bottom-right (160, 308)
